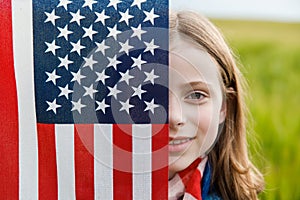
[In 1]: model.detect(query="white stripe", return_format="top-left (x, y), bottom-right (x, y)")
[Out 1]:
top-left (55, 125), bottom-right (76, 200)
top-left (168, 174), bottom-right (185, 200)
top-left (132, 124), bottom-right (152, 200)
top-left (94, 124), bottom-right (113, 200)
top-left (12, 0), bottom-right (38, 199)
top-left (183, 193), bottom-right (197, 200)
top-left (197, 156), bottom-right (208, 176)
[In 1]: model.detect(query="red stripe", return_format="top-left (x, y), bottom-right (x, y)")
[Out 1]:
top-left (0, 2), bottom-right (19, 198)
top-left (185, 169), bottom-right (201, 199)
top-left (74, 124), bottom-right (94, 200)
top-left (37, 124), bottom-right (58, 200)
top-left (113, 124), bottom-right (133, 200)
top-left (152, 124), bottom-right (168, 200)
top-left (179, 158), bottom-right (202, 200)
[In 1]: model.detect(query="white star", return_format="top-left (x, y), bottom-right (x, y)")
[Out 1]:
top-left (131, 24), bottom-right (146, 40)
top-left (83, 0), bottom-right (97, 10)
top-left (131, 54), bottom-right (146, 70)
top-left (144, 69), bottom-right (159, 84)
top-left (57, 0), bottom-right (72, 10)
top-left (95, 41), bottom-right (109, 55)
top-left (46, 70), bottom-right (61, 85)
top-left (44, 9), bottom-right (60, 26)
top-left (95, 10), bottom-right (109, 25)
top-left (144, 39), bottom-right (159, 55)
top-left (107, 0), bottom-right (121, 10)
top-left (96, 99), bottom-right (110, 114)
top-left (132, 85), bottom-right (146, 99)
top-left (45, 40), bottom-right (60, 55)
top-left (143, 8), bottom-right (159, 25)
top-left (46, 99), bottom-right (61, 114)
top-left (144, 99), bottom-right (159, 114)
top-left (58, 55), bottom-right (73, 70)
top-left (71, 99), bottom-right (86, 114)
top-left (107, 25), bottom-right (121, 40)
top-left (71, 70), bottom-right (86, 84)
top-left (70, 10), bottom-right (85, 26)
top-left (70, 40), bottom-right (85, 55)
top-left (119, 9), bottom-right (134, 25)
top-left (83, 55), bottom-right (97, 69)
top-left (58, 25), bottom-right (73, 40)
top-left (119, 99), bottom-right (134, 114)
top-left (131, 0), bottom-right (146, 9)
top-left (58, 84), bottom-right (73, 99)
top-left (107, 55), bottom-right (121, 70)
top-left (83, 84), bottom-right (98, 98)
top-left (119, 40), bottom-right (134, 55)
top-left (119, 70), bottom-right (134, 85)
top-left (95, 70), bottom-right (110, 84)
top-left (83, 25), bottom-right (98, 40)
top-left (107, 85), bottom-right (121, 99)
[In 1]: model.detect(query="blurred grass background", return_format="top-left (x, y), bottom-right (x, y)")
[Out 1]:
top-left (212, 19), bottom-right (300, 199)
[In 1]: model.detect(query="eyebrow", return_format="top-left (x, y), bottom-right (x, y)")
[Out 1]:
top-left (185, 81), bottom-right (212, 88)
top-left (178, 81), bottom-right (212, 94)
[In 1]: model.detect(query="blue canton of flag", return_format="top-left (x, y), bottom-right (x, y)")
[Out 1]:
top-left (33, 0), bottom-right (169, 124)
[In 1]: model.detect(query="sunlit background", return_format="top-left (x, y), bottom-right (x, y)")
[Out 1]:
top-left (171, 0), bottom-right (300, 199)
top-left (171, 0), bottom-right (300, 22)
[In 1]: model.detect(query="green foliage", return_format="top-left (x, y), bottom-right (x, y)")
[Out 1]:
top-left (213, 19), bottom-right (300, 199)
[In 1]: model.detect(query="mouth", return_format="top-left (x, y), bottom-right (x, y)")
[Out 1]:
top-left (169, 137), bottom-right (195, 152)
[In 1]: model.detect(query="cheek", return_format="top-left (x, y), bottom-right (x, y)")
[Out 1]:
top-left (192, 103), bottom-right (221, 155)
top-left (190, 104), bottom-right (213, 134)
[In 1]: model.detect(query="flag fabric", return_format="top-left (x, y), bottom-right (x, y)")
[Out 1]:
top-left (168, 157), bottom-right (208, 200)
top-left (0, 0), bottom-right (169, 199)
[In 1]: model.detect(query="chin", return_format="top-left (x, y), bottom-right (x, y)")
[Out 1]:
top-left (169, 154), bottom-right (195, 179)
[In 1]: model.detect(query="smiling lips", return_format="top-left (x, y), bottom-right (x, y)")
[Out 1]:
top-left (169, 137), bottom-right (195, 152)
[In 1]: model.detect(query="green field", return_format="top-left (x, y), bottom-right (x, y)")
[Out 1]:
top-left (212, 19), bottom-right (300, 199)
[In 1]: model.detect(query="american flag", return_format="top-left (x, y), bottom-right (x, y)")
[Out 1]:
top-left (0, 0), bottom-right (169, 199)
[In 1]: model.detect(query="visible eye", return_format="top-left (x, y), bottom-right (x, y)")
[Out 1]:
top-left (185, 91), bottom-right (207, 100)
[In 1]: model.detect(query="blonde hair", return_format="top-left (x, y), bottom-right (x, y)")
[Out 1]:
top-left (170, 11), bottom-right (264, 199)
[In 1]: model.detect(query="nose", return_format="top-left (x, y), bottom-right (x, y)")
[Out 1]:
top-left (169, 92), bottom-right (185, 130)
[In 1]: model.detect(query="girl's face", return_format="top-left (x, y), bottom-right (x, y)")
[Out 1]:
top-left (169, 37), bottom-right (226, 179)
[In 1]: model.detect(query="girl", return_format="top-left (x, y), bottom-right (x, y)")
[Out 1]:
top-left (168, 11), bottom-right (264, 199)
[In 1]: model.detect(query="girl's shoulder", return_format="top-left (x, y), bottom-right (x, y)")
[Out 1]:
top-left (201, 161), bottom-right (222, 200)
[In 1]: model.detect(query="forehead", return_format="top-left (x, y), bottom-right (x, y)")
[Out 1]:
top-left (169, 37), bottom-right (221, 89)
